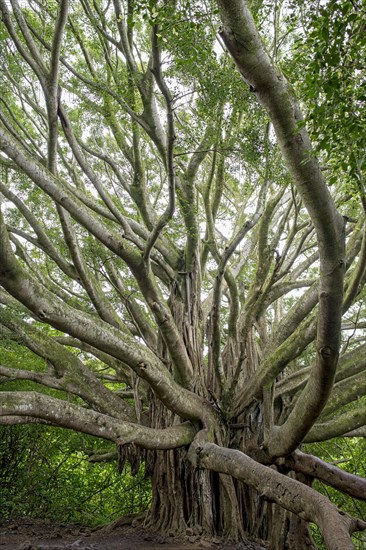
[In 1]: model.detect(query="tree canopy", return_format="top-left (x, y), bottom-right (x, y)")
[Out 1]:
top-left (0, 1), bottom-right (366, 548)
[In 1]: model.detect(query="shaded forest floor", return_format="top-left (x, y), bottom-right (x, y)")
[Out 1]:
top-left (0, 519), bottom-right (268, 550)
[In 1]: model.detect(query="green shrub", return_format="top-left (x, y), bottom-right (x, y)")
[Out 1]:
top-left (0, 425), bottom-right (151, 526)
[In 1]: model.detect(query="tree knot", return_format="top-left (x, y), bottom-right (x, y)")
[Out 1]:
top-left (319, 346), bottom-right (333, 359)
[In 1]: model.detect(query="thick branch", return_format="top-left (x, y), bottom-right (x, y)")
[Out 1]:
top-left (0, 121), bottom-right (142, 269)
top-left (0, 313), bottom-right (134, 419)
top-left (196, 442), bottom-right (365, 550)
top-left (218, 0), bottom-right (345, 454)
top-left (47, 0), bottom-right (69, 172)
top-left (0, 212), bottom-right (213, 425)
top-left (0, 180), bottom-right (77, 279)
top-left (287, 450), bottom-right (366, 501)
top-left (0, 0), bottom-right (46, 79)
top-left (320, 369), bottom-right (366, 419)
top-left (143, 26), bottom-right (175, 261)
top-left (305, 406), bottom-right (366, 443)
top-left (0, 391), bottom-right (197, 449)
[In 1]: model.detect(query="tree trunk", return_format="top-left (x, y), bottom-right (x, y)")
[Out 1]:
top-left (287, 515), bottom-right (318, 550)
top-left (148, 447), bottom-right (214, 535)
top-left (147, 448), bottom-right (320, 548)
top-left (144, 396), bottom-right (321, 548)
top-left (144, 278), bottom-right (275, 543)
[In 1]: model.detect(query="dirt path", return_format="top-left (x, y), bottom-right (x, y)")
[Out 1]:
top-left (0, 519), bottom-right (268, 550)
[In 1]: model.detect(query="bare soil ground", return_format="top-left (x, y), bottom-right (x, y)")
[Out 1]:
top-left (0, 519), bottom-right (268, 550)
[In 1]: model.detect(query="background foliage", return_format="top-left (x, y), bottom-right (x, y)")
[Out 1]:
top-left (307, 439), bottom-right (366, 550)
top-left (0, 423), bottom-right (151, 526)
